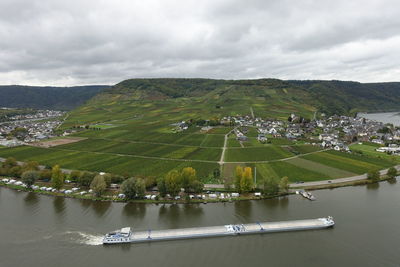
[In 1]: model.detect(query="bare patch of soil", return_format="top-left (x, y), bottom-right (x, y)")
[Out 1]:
top-left (29, 137), bottom-right (87, 148)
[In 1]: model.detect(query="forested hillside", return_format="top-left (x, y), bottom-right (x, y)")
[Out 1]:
top-left (288, 80), bottom-right (400, 115)
top-left (0, 85), bottom-right (109, 110)
top-left (2, 79), bottom-right (400, 115)
top-left (105, 78), bottom-right (400, 117)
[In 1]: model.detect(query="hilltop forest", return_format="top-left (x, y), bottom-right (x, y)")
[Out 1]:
top-left (0, 85), bottom-right (109, 110)
top-left (103, 78), bottom-right (400, 117)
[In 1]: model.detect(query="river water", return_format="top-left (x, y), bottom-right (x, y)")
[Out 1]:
top-left (1, 181), bottom-right (400, 267)
top-left (358, 112), bottom-right (400, 126)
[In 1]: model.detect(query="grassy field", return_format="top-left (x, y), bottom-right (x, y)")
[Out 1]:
top-left (221, 146), bottom-right (399, 183)
top-left (349, 143), bottom-right (400, 161)
top-left (225, 146), bottom-right (293, 162)
top-left (207, 127), bottom-right (233, 134)
top-left (1, 129), bottom-right (396, 183)
top-left (199, 134), bottom-right (225, 147)
top-left (224, 145), bottom-right (322, 162)
top-left (89, 123), bottom-right (122, 129)
top-left (285, 157), bottom-right (356, 178)
top-left (57, 138), bottom-right (222, 161)
top-left (0, 146), bottom-right (219, 179)
top-left (223, 161), bottom-right (331, 183)
top-left (302, 150), bottom-right (396, 174)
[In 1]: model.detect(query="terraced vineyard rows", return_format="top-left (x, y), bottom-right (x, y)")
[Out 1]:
top-left (1, 80), bottom-right (399, 183)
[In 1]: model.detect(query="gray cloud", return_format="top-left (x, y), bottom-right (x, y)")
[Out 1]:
top-left (0, 0), bottom-right (399, 85)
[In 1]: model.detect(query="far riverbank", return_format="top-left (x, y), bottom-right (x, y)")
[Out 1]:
top-left (357, 111), bottom-right (400, 126)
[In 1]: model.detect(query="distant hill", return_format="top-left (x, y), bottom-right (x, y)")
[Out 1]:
top-left (105, 78), bottom-right (400, 116)
top-left (288, 80), bottom-right (400, 115)
top-left (66, 78), bottom-right (318, 126)
top-left (0, 85), bottom-right (110, 110)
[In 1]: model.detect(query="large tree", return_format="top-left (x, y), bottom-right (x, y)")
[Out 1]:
top-left (279, 176), bottom-right (290, 193)
top-left (387, 167), bottom-right (398, 179)
top-left (262, 176), bottom-right (280, 196)
top-left (191, 180), bottom-right (204, 193)
top-left (165, 170), bottom-right (181, 197)
top-left (9, 166), bottom-right (22, 177)
top-left (90, 175), bottom-right (107, 197)
top-left (21, 161), bottom-right (39, 172)
top-left (180, 167), bottom-right (196, 192)
top-left (21, 170), bottom-right (39, 188)
top-left (157, 177), bottom-right (167, 197)
top-left (3, 157), bottom-right (17, 169)
top-left (121, 178), bottom-right (138, 199)
top-left (240, 167), bottom-right (254, 193)
top-left (234, 166), bottom-right (243, 192)
top-left (78, 171), bottom-right (95, 187)
top-left (367, 170), bottom-right (380, 182)
top-left (51, 165), bottom-right (64, 190)
top-left (134, 178), bottom-right (146, 198)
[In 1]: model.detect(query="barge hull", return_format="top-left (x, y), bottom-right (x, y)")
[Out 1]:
top-left (112, 217), bottom-right (334, 244)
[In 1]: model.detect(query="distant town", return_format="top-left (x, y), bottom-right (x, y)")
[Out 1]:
top-left (175, 113), bottom-right (400, 155)
top-left (0, 109), bottom-right (65, 147)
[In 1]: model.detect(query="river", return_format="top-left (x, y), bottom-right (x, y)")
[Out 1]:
top-left (358, 112), bottom-right (400, 126)
top-left (1, 181), bottom-right (400, 267)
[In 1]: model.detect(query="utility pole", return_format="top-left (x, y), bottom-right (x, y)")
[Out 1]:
top-left (254, 166), bottom-right (257, 188)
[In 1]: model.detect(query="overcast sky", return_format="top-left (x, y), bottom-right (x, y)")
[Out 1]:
top-left (0, 0), bottom-right (399, 86)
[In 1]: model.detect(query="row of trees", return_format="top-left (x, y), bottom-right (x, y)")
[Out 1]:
top-left (3, 156), bottom-right (397, 200)
top-left (367, 167), bottom-right (398, 182)
top-left (157, 167), bottom-right (204, 197)
top-left (19, 164), bottom-right (64, 190)
top-left (120, 177), bottom-right (146, 199)
top-left (259, 176), bottom-right (289, 196)
top-left (234, 166), bottom-right (254, 193)
top-left (231, 166), bottom-right (289, 195)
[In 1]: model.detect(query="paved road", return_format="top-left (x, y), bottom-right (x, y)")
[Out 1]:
top-left (225, 148), bottom-right (332, 164)
top-left (203, 165), bottom-right (400, 189)
top-left (289, 165), bottom-right (400, 188)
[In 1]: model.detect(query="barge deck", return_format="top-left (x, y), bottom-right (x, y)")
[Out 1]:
top-left (103, 217), bottom-right (334, 244)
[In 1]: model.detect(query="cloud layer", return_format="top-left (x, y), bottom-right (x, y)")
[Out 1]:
top-left (0, 0), bottom-right (399, 85)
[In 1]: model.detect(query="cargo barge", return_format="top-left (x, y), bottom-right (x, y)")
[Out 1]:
top-left (103, 217), bottom-right (334, 244)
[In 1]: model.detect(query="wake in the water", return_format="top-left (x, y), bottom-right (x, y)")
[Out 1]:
top-left (63, 231), bottom-right (103, 246)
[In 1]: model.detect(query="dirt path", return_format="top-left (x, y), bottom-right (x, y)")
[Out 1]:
top-left (219, 128), bottom-right (236, 165)
top-left (224, 148), bottom-right (332, 164)
top-left (46, 147), bottom-right (219, 164)
top-left (86, 137), bottom-right (223, 149)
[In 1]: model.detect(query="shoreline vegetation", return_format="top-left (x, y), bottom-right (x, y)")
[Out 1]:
top-left (0, 152), bottom-right (398, 204)
top-left (0, 174), bottom-right (396, 204)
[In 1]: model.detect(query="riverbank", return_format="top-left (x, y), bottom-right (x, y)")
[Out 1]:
top-left (1, 174), bottom-right (395, 204)
top-left (357, 111), bottom-right (400, 126)
top-left (0, 181), bottom-right (289, 204)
